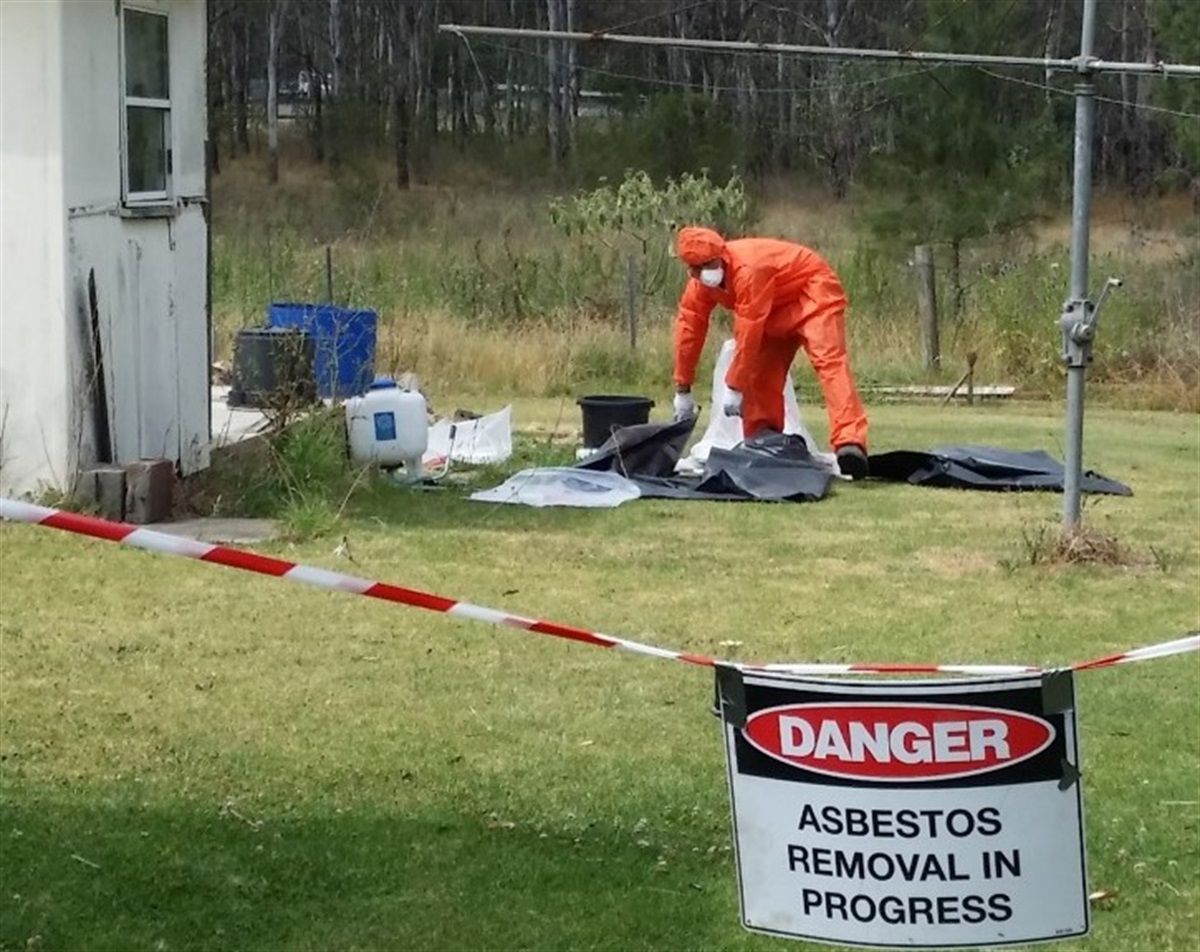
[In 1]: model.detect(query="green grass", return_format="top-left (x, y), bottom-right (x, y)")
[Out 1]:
top-left (2, 401), bottom-right (1198, 950)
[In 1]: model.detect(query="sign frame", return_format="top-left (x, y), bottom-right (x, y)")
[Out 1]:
top-left (717, 668), bottom-right (1089, 949)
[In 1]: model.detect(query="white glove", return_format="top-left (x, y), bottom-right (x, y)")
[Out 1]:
top-left (672, 391), bottom-right (696, 421)
top-left (723, 388), bottom-right (743, 417)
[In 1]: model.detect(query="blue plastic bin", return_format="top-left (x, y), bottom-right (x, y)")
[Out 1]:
top-left (267, 303), bottom-right (377, 399)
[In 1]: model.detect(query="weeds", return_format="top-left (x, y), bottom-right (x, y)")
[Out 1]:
top-left (180, 406), bottom-right (363, 539)
top-left (1149, 544), bottom-right (1183, 573)
top-left (1001, 517), bottom-right (1150, 571)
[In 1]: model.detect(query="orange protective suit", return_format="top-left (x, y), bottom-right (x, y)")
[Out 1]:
top-left (673, 226), bottom-right (869, 451)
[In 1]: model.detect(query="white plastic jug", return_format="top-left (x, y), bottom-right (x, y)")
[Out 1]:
top-left (346, 376), bottom-right (428, 477)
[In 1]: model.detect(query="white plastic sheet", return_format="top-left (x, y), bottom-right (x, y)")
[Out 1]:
top-left (677, 339), bottom-right (838, 476)
top-left (423, 405), bottom-right (513, 467)
top-left (469, 468), bottom-right (641, 508)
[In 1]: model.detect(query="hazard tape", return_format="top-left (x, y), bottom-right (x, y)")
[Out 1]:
top-left (2, 497), bottom-right (1197, 676)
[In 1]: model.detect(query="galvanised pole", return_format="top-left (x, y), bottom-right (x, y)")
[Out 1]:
top-left (1061, 0), bottom-right (1098, 530)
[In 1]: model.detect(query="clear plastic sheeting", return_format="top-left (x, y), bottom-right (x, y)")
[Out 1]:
top-left (677, 339), bottom-right (838, 476)
top-left (423, 405), bottom-right (513, 467)
top-left (469, 467), bottom-right (642, 508)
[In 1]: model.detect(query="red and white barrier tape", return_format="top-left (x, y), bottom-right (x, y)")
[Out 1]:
top-left (2, 498), bottom-right (1196, 676)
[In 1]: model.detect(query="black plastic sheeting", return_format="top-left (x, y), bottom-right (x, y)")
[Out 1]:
top-left (575, 421), bottom-right (833, 502)
top-left (573, 422), bottom-right (1132, 502)
top-left (868, 446), bottom-right (1133, 496)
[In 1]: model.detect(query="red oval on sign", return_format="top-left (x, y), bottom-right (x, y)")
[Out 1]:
top-left (742, 702), bottom-right (1056, 782)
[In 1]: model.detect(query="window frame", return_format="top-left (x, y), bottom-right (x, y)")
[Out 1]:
top-left (120, 4), bottom-right (172, 206)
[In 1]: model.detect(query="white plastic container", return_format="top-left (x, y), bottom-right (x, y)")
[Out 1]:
top-left (346, 376), bottom-right (428, 477)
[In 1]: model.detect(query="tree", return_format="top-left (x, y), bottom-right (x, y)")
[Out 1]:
top-left (549, 169), bottom-right (755, 300)
top-left (199, 0), bottom-right (1195, 198)
top-left (266, 0), bottom-right (290, 184)
top-left (1152, 0), bottom-right (1200, 203)
top-left (856, 0), bottom-right (1059, 313)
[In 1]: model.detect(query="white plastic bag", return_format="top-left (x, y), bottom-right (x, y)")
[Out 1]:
top-left (469, 467), bottom-right (641, 508)
top-left (677, 339), bottom-right (838, 475)
top-left (423, 405), bottom-right (513, 467)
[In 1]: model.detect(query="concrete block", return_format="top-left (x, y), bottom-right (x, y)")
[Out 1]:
top-left (125, 459), bottom-right (175, 524)
top-left (76, 467), bottom-right (126, 521)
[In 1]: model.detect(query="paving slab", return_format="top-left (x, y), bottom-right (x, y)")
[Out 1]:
top-left (211, 384), bottom-right (272, 447)
top-left (149, 518), bottom-right (278, 545)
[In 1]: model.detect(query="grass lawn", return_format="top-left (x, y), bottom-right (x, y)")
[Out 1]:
top-left (1, 400), bottom-right (1197, 951)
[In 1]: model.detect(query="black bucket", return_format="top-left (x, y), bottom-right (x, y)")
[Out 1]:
top-left (577, 394), bottom-right (655, 449)
top-left (228, 327), bottom-right (318, 409)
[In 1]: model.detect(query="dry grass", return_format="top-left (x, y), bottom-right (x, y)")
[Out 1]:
top-left (208, 150), bottom-right (1199, 409)
top-left (371, 310), bottom-right (674, 400)
top-left (1048, 526), bottom-right (1147, 567)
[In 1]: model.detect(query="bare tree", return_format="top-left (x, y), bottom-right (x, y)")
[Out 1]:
top-left (266, 0), bottom-right (290, 184)
top-left (545, 0), bottom-right (563, 169)
top-left (329, 0), bottom-right (342, 98)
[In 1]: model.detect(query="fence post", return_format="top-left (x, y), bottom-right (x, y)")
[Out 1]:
top-left (627, 253), bottom-right (638, 350)
top-left (914, 244), bottom-right (940, 371)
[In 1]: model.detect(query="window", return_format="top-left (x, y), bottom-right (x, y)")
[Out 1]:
top-left (122, 7), bottom-right (170, 203)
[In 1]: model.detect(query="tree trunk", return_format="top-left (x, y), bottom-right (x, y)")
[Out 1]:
top-left (480, 62), bottom-right (496, 140)
top-left (351, 0), bottom-right (363, 97)
top-left (233, 15), bottom-right (249, 156)
top-left (566, 0), bottom-right (578, 157)
top-left (545, 0), bottom-right (562, 170)
top-left (1132, 2), bottom-right (1155, 197)
top-left (774, 16), bottom-right (787, 171)
top-left (266, 0), bottom-right (288, 184)
top-left (823, 0), bottom-right (856, 200)
top-left (409, 0), bottom-right (431, 184)
top-left (1043, 0), bottom-right (1064, 100)
top-left (504, 0), bottom-right (519, 137)
top-left (329, 0), bottom-right (342, 99)
top-left (388, 24), bottom-right (410, 190)
top-left (206, 5), bottom-right (223, 174)
top-left (308, 49), bottom-right (326, 164)
top-left (1120, 0), bottom-right (1136, 189)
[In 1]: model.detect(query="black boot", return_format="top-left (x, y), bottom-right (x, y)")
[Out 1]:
top-left (836, 444), bottom-right (870, 481)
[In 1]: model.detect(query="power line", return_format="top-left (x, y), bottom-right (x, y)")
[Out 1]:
top-left (454, 31), bottom-right (1200, 119)
top-left (455, 32), bottom-right (1200, 121)
top-left (440, 24), bottom-right (1200, 78)
top-left (596, 0), bottom-right (717, 37)
top-left (976, 66), bottom-right (1200, 121)
top-left (467, 35), bottom-right (945, 97)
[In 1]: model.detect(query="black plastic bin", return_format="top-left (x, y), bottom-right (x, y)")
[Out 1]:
top-left (228, 327), bottom-right (318, 409)
top-left (577, 395), bottom-right (655, 449)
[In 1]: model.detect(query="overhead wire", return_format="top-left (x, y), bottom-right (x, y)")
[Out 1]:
top-left (463, 34), bottom-right (946, 97)
top-left (451, 29), bottom-right (1200, 122)
top-left (595, 0), bottom-right (719, 37)
top-left (974, 65), bottom-right (1200, 121)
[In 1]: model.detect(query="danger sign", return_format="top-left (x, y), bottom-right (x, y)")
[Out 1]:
top-left (717, 669), bottom-right (1088, 948)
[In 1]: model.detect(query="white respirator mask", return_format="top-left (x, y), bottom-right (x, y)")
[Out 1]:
top-left (698, 265), bottom-right (724, 288)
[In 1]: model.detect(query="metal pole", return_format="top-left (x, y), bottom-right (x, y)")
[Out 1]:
top-left (266, 225), bottom-right (274, 304)
top-left (1061, 0), bottom-right (1098, 531)
top-left (914, 244), bottom-right (939, 371)
top-left (438, 23), bottom-right (1200, 76)
top-left (325, 245), bottom-right (334, 304)
top-left (627, 253), bottom-right (638, 350)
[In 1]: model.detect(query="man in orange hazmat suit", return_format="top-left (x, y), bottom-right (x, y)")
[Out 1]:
top-left (670, 226), bottom-right (871, 480)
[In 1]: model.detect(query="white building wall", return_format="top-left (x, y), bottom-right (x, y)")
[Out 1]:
top-left (0, 1), bottom-right (71, 497)
top-left (61, 0), bottom-right (210, 482)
